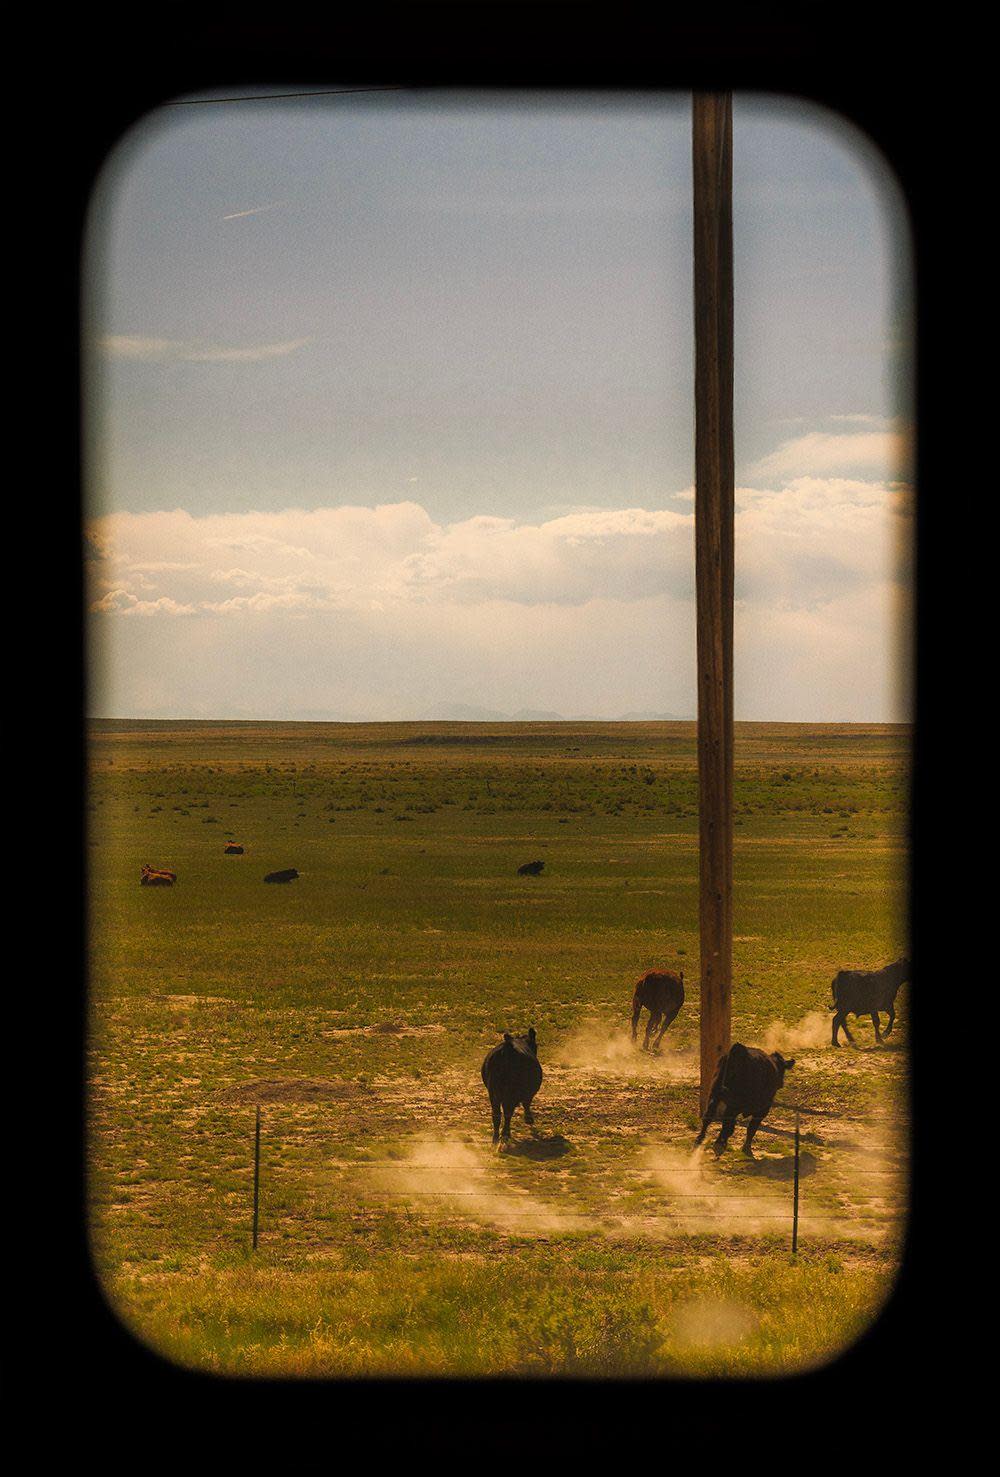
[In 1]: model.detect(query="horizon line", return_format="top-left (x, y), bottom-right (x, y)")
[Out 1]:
top-left (88, 714), bottom-right (912, 727)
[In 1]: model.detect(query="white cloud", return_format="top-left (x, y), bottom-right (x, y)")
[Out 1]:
top-left (87, 502), bottom-right (696, 616)
top-left (86, 470), bottom-right (912, 721)
top-left (827, 413), bottom-right (891, 426)
top-left (101, 336), bottom-right (176, 360)
top-left (100, 335), bottom-right (311, 363)
top-left (87, 479), bottom-right (911, 621)
top-left (91, 589), bottom-right (196, 617)
top-left (747, 427), bottom-right (911, 482)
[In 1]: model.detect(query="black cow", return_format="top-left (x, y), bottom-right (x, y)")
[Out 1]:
top-left (481, 1028), bottom-right (543, 1145)
top-left (694, 1042), bottom-right (795, 1158)
top-left (224, 843), bottom-right (245, 855)
top-left (263, 868), bottom-right (299, 884)
top-left (517, 860), bottom-right (545, 876)
top-left (630, 969), bottom-right (684, 1051)
top-left (830, 957), bottom-right (909, 1046)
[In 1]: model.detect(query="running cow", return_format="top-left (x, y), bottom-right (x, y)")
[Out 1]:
top-left (630, 969), bottom-right (684, 1051)
top-left (830, 957), bottom-right (909, 1046)
top-left (263, 868), bottom-right (299, 884)
top-left (481, 1028), bottom-right (543, 1147)
top-left (695, 1042), bottom-right (795, 1158)
top-left (140, 865), bottom-right (176, 886)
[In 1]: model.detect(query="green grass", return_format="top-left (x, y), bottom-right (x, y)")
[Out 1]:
top-left (87, 720), bottom-right (909, 1377)
top-left (105, 1247), bottom-right (893, 1378)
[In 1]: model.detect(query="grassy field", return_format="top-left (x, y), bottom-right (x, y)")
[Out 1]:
top-left (87, 720), bottom-right (909, 1377)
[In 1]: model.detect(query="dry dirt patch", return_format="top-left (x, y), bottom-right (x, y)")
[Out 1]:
top-left (152, 994), bottom-right (234, 1006)
top-left (324, 1023), bottom-right (445, 1039)
top-left (216, 1078), bottom-right (374, 1104)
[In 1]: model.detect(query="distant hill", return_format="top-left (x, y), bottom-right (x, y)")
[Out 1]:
top-left (618, 710), bottom-right (688, 721)
top-left (422, 703), bottom-right (510, 722)
top-left (420, 704), bottom-right (689, 722)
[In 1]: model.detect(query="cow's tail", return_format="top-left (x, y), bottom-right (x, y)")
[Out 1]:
top-left (713, 1040), bottom-right (745, 1098)
top-left (727, 1041), bottom-right (748, 1072)
top-left (829, 973), bottom-right (841, 1009)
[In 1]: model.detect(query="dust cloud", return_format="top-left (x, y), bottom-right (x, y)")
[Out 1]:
top-left (638, 1141), bottom-right (798, 1236)
top-left (367, 1134), bottom-right (593, 1237)
top-left (762, 1011), bottom-right (831, 1054)
top-left (670, 1298), bottom-right (757, 1352)
top-left (811, 1114), bottom-right (908, 1244)
top-left (554, 1019), bottom-right (696, 1083)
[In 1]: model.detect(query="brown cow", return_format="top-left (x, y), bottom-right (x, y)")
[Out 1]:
top-left (224, 842), bottom-right (245, 855)
top-left (140, 864), bottom-right (176, 886)
top-left (630, 969), bottom-right (684, 1051)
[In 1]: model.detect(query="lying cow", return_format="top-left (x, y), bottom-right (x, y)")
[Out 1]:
top-left (263, 868), bottom-right (299, 884)
top-left (830, 957), bottom-right (909, 1046)
top-left (481, 1027), bottom-right (543, 1146)
top-left (695, 1042), bottom-right (795, 1158)
top-left (140, 865), bottom-right (176, 886)
top-left (630, 969), bottom-right (684, 1051)
top-left (517, 860), bottom-right (545, 876)
top-left (224, 842), bottom-right (245, 855)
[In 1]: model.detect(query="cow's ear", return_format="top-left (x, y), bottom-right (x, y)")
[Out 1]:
top-left (528, 1026), bottom-right (537, 1041)
top-left (785, 1057), bottom-right (796, 1070)
top-left (503, 1032), bottom-right (513, 1045)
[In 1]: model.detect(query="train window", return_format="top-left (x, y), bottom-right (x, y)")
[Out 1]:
top-left (84, 91), bottom-right (912, 1377)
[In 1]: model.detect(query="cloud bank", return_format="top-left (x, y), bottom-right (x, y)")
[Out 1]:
top-left (87, 468), bottom-right (912, 722)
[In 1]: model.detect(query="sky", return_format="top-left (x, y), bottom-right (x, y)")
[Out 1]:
top-left (84, 91), bottom-right (913, 722)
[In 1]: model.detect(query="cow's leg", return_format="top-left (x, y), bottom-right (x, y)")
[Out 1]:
top-left (840, 1014), bottom-right (857, 1047)
top-left (884, 1003), bottom-right (896, 1037)
top-left (490, 1095), bottom-right (502, 1145)
top-left (870, 1011), bottom-right (883, 1044)
top-left (694, 1097), bottom-right (719, 1146)
top-left (644, 1010), bottom-right (661, 1051)
top-left (500, 1102), bottom-right (513, 1143)
top-left (742, 1117), bottom-right (763, 1158)
top-left (832, 1011), bottom-right (843, 1046)
top-left (523, 1095), bottom-right (536, 1127)
top-left (631, 1000), bottom-right (642, 1043)
top-left (714, 1114), bottom-right (736, 1156)
top-left (656, 1004), bottom-right (680, 1048)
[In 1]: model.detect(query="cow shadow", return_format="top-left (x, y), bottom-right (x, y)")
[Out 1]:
top-left (743, 1150), bottom-right (817, 1181)
top-left (506, 1133), bottom-right (573, 1161)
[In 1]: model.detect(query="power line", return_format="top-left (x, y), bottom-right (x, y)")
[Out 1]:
top-left (166, 86), bottom-right (409, 107)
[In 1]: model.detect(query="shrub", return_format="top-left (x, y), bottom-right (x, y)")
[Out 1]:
top-left (504, 1288), bottom-right (662, 1377)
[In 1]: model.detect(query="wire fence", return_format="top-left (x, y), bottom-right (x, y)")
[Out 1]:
top-left (244, 1104), bottom-right (907, 1249)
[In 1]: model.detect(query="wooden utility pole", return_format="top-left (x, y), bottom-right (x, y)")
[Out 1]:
top-left (692, 93), bottom-right (735, 1116)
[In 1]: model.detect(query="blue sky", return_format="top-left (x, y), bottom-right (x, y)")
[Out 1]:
top-left (85, 92), bottom-right (912, 721)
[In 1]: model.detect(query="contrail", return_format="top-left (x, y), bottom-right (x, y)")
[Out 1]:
top-left (222, 203), bottom-right (283, 221)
